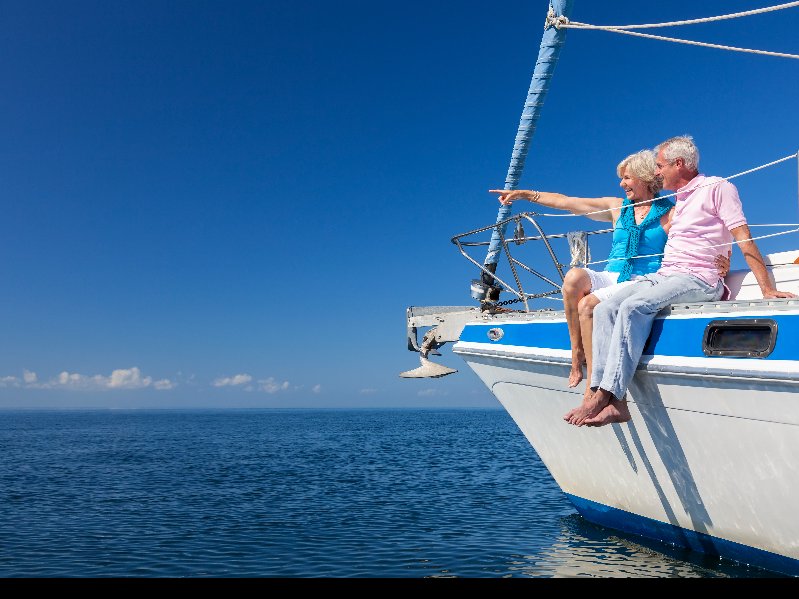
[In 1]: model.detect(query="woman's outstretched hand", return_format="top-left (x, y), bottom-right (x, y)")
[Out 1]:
top-left (489, 189), bottom-right (531, 206)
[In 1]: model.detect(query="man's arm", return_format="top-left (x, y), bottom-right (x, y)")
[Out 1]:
top-left (730, 224), bottom-right (797, 299)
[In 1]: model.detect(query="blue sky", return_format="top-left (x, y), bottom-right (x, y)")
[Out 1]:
top-left (1, 1), bottom-right (797, 409)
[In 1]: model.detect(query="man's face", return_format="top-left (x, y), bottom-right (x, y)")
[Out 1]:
top-left (655, 149), bottom-right (681, 191)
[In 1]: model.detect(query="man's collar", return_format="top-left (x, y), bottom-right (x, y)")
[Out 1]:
top-left (676, 173), bottom-right (705, 199)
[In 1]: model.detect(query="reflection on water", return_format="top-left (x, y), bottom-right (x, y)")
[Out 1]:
top-left (505, 515), bottom-right (783, 578)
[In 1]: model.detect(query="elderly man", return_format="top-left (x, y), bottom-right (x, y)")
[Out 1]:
top-left (567, 135), bottom-right (797, 427)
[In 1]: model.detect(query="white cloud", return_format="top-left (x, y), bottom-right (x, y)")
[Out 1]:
top-left (209, 374), bottom-right (292, 393)
top-left (258, 377), bottom-right (290, 393)
top-left (9, 367), bottom-right (177, 391)
top-left (417, 388), bottom-right (449, 397)
top-left (312, 384), bottom-right (322, 394)
top-left (108, 367), bottom-right (152, 389)
top-left (0, 376), bottom-right (20, 388)
top-left (212, 374), bottom-right (253, 387)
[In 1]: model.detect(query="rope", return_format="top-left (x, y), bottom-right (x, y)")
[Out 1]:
top-left (512, 4), bottom-right (799, 301)
top-left (586, 226), bottom-right (799, 268)
top-left (538, 222), bottom-right (799, 303)
top-left (587, 28), bottom-right (799, 60)
top-left (535, 152), bottom-right (799, 219)
top-left (548, 3), bottom-right (799, 60)
top-left (558, 2), bottom-right (799, 30)
top-left (524, 152), bottom-right (799, 270)
top-left (538, 222), bottom-right (799, 304)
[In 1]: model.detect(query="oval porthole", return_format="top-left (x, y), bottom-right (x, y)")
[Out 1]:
top-left (487, 328), bottom-right (504, 341)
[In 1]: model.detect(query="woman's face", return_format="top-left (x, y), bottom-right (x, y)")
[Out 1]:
top-left (619, 166), bottom-right (651, 201)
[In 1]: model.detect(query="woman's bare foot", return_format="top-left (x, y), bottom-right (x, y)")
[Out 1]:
top-left (584, 399), bottom-right (631, 427)
top-left (568, 352), bottom-right (585, 388)
top-left (567, 366), bottom-right (583, 388)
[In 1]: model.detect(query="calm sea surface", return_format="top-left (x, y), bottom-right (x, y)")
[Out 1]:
top-left (0, 408), bottom-right (786, 578)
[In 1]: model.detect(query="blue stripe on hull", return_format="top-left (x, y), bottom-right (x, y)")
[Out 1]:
top-left (459, 313), bottom-right (799, 359)
top-left (460, 320), bottom-right (573, 350)
top-left (566, 493), bottom-right (799, 577)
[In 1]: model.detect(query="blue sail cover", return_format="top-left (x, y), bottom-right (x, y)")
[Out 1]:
top-left (483, 0), bottom-right (575, 277)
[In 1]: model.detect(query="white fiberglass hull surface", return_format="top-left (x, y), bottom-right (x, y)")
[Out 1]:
top-left (452, 301), bottom-right (799, 575)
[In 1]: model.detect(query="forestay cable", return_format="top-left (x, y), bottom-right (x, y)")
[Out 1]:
top-left (560, 2), bottom-right (799, 30)
top-left (549, 3), bottom-right (799, 59)
top-left (534, 152), bottom-right (799, 219)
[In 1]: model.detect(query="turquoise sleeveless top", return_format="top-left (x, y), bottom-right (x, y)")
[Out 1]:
top-left (605, 197), bottom-right (673, 280)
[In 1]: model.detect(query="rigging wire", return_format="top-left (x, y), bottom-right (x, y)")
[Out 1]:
top-left (577, 28), bottom-right (799, 59)
top-left (549, 2), bottom-right (799, 59)
top-left (586, 226), bottom-right (799, 268)
top-left (561, 2), bottom-right (799, 30)
top-left (490, 4), bottom-right (799, 301)
top-left (535, 152), bottom-right (799, 219)
top-left (490, 150), bottom-right (799, 283)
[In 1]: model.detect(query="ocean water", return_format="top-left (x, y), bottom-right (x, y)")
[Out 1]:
top-left (0, 408), bottom-right (786, 578)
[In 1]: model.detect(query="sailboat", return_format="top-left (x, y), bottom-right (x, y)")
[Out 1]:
top-left (401, 1), bottom-right (799, 577)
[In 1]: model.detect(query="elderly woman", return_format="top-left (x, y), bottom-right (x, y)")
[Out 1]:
top-left (490, 149), bottom-right (729, 404)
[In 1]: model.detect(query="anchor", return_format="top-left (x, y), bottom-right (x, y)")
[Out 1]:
top-left (399, 327), bottom-right (458, 378)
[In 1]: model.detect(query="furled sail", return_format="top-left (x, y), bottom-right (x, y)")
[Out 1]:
top-left (479, 0), bottom-right (575, 303)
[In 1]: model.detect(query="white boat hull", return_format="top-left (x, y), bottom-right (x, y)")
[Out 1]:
top-left (452, 299), bottom-right (799, 575)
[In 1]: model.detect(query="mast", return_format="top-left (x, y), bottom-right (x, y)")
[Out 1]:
top-left (479, 0), bottom-right (575, 305)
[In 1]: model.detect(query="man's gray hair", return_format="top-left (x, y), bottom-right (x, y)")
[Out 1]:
top-left (656, 135), bottom-right (700, 171)
top-left (616, 149), bottom-right (663, 196)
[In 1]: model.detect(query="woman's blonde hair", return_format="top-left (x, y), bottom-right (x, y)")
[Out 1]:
top-left (617, 149), bottom-right (663, 196)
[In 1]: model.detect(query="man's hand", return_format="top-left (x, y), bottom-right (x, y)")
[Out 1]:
top-left (714, 251), bottom-right (731, 277)
top-left (763, 289), bottom-right (797, 299)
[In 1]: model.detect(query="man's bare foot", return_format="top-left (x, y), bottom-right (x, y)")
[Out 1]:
top-left (563, 405), bottom-right (579, 422)
top-left (568, 353), bottom-right (585, 388)
top-left (562, 387), bottom-right (596, 422)
top-left (584, 399), bottom-right (631, 427)
top-left (566, 389), bottom-right (612, 426)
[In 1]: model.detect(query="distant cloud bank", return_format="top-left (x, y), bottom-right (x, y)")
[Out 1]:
top-left (1, 368), bottom-right (321, 394)
top-left (0, 367), bottom-right (174, 390)
top-left (211, 373), bottom-right (291, 393)
top-left (258, 377), bottom-right (290, 393)
top-left (212, 374), bottom-right (253, 387)
top-left (417, 388), bottom-right (449, 397)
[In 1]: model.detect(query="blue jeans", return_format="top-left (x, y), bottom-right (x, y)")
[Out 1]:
top-left (590, 273), bottom-right (723, 400)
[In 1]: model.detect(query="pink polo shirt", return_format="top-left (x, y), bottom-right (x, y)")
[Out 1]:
top-left (658, 174), bottom-right (747, 286)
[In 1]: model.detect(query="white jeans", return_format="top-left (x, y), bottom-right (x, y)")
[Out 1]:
top-left (590, 273), bottom-right (723, 400)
